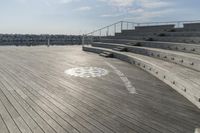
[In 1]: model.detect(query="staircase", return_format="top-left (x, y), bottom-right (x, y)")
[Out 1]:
top-left (99, 51), bottom-right (113, 58)
top-left (83, 21), bottom-right (200, 109)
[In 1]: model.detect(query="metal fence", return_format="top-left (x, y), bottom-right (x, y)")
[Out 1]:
top-left (82, 20), bottom-right (200, 45)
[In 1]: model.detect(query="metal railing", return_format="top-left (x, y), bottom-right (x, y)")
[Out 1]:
top-left (82, 20), bottom-right (200, 46)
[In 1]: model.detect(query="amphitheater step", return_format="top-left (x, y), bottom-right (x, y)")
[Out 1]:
top-left (92, 42), bottom-right (200, 72)
top-left (120, 30), bottom-right (200, 37)
top-left (106, 36), bottom-right (200, 44)
top-left (99, 38), bottom-right (200, 55)
top-left (134, 24), bottom-right (175, 32)
top-left (184, 23), bottom-right (200, 31)
top-left (83, 46), bottom-right (200, 109)
top-left (99, 51), bottom-right (113, 58)
top-left (113, 46), bottom-right (127, 52)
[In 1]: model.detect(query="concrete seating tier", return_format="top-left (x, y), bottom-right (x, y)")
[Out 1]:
top-left (107, 36), bottom-right (200, 44)
top-left (184, 23), bottom-right (200, 31)
top-left (134, 24), bottom-right (175, 32)
top-left (83, 46), bottom-right (200, 109)
top-left (99, 38), bottom-right (200, 55)
top-left (92, 42), bottom-right (200, 72)
top-left (118, 30), bottom-right (200, 37)
top-left (83, 22), bottom-right (200, 110)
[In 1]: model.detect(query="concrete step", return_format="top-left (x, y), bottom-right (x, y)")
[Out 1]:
top-left (98, 38), bottom-right (200, 55)
top-left (83, 46), bottom-right (200, 109)
top-left (184, 23), bottom-right (200, 31)
top-left (99, 51), bottom-right (113, 58)
top-left (119, 30), bottom-right (200, 37)
top-left (113, 46), bottom-right (127, 52)
top-left (92, 42), bottom-right (200, 72)
top-left (134, 25), bottom-right (175, 32)
top-left (106, 36), bottom-right (200, 44)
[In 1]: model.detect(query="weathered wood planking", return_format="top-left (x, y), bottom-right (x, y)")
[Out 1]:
top-left (0, 46), bottom-right (199, 133)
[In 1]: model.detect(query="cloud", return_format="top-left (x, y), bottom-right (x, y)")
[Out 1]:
top-left (59, 0), bottom-right (74, 4)
top-left (98, 0), bottom-right (170, 8)
top-left (99, 0), bottom-right (172, 21)
top-left (99, 0), bottom-right (135, 7)
top-left (125, 9), bottom-right (174, 22)
top-left (101, 13), bottom-right (123, 17)
top-left (75, 6), bottom-right (92, 11)
top-left (138, 0), bottom-right (170, 9)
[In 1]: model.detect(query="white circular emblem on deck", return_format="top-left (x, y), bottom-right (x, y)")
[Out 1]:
top-left (65, 67), bottom-right (109, 78)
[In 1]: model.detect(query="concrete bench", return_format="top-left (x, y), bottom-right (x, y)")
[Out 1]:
top-left (83, 46), bottom-right (200, 109)
top-left (134, 25), bottom-right (175, 32)
top-left (99, 39), bottom-right (200, 55)
top-left (106, 36), bottom-right (200, 44)
top-left (184, 23), bottom-right (200, 31)
top-left (119, 30), bottom-right (200, 37)
top-left (92, 42), bottom-right (200, 72)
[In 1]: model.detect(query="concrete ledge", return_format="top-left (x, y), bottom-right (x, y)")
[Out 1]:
top-left (135, 25), bottom-right (174, 32)
top-left (100, 38), bottom-right (200, 55)
top-left (120, 30), bottom-right (200, 37)
top-left (184, 23), bottom-right (200, 31)
top-left (107, 36), bottom-right (200, 44)
top-left (92, 42), bottom-right (200, 72)
top-left (83, 46), bottom-right (200, 109)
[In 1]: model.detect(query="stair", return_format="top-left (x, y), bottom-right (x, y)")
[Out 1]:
top-left (83, 45), bottom-right (200, 109)
top-left (113, 46), bottom-right (127, 52)
top-left (99, 51), bottom-right (113, 58)
top-left (99, 38), bottom-right (200, 55)
top-left (83, 22), bottom-right (200, 110)
top-left (92, 42), bottom-right (200, 72)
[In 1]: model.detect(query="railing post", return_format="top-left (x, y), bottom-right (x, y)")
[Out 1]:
top-left (114, 24), bottom-right (117, 33)
top-left (106, 27), bottom-right (109, 36)
top-left (91, 33), bottom-right (94, 44)
top-left (132, 23), bottom-right (134, 29)
top-left (82, 34), bottom-right (85, 46)
top-left (114, 24), bottom-right (116, 35)
top-left (47, 38), bottom-right (50, 47)
top-left (121, 21), bottom-right (123, 32)
top-left (177, 22), bottom-right (181, 28)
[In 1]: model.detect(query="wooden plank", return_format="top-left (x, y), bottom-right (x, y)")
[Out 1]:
top-left (0, 46), bottom-right (199, 133)
top-left (0, 72), bottom-right (56, 133)
top-left (0, 75), bottom-right (44, 133)
top-left (0, 114), bottom-right (9, 133)
top-left (0, 55), bottom-right (170, 132)
top-left (0, 98), bottom-right (21, 133)
top-left (0, 63), bottom-right (93, 133)
top-left (0, 82), bottom-right (32, 133)
top-left (0, 70), bottom-right (65, 133)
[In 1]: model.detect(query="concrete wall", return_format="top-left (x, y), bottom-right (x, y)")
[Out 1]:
top-left (135, 25), bottom-right (175, 32)
top-left (0, 34), bottom-right (83, 45)
top-left (184, 23), bottom-right (200, 31)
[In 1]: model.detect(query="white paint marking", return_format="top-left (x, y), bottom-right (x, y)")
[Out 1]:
top-left (195, 128), bottom-right (200, 133)
top-left (65, 67), bottom-right (109, 78)
top-left (106, 62), bottom-right (137, 94)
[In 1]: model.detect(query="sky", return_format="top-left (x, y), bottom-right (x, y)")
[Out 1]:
top-left (0, 0), bottom-right (200, 34)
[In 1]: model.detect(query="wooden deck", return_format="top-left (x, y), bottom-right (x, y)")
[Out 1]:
top-left (0, 45), bottom-right (199, 133)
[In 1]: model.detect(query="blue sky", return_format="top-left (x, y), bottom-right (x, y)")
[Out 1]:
top-left (0, 0), bottom-right (200, 34)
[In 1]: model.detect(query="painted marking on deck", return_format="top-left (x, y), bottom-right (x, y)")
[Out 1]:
top-left (106, 62), bottom-right (137, 94)
top-left (65, 67), bottom-right (109, 78)
top-left (195, 128), bottom-right (200, 133)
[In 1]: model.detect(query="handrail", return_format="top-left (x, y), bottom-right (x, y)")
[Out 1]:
top-left (82, 19), bottom-right (200, 46)
top-left (86, 19), bottom-right (200, 35)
